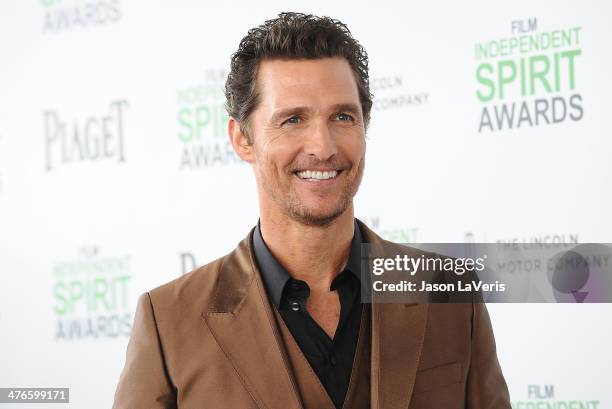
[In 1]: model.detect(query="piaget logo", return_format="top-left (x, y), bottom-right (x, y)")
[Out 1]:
top-left (41, 0), bottom-right (120, 32)
top-left (475, 18), bottom-right (583, 132)
top-left (52, 247), bottom-right (132, 340)
top-left (176, 69), bottom-right (241, 169)
top-left (44, 100), bottom-right (128, 172)
top-left (511, 384), bottom-right (600, 408)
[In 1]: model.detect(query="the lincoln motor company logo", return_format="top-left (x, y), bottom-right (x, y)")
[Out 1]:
top-left (370, 74), bottom-right (429, 112)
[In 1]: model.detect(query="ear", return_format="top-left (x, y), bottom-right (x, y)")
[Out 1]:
top-left (228, 117), bottom-right (254, 163)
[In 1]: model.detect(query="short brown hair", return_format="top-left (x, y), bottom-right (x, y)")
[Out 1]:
top-left (224, 12), bottom-right (373, 142)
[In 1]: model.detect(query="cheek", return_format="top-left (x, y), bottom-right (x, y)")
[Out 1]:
top-left (343, 134), bottom-right (366, 163)
top-left (255, 137), bottom-right (300, 174)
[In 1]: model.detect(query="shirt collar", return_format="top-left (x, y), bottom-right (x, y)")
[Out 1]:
top-left (252, 218), bottom-right (363, 309)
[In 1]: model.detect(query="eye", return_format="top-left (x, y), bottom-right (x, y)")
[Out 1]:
top-left (336, 112), bottom-right (354, 122)
top-left (284, 115), bottom-right (301, 125)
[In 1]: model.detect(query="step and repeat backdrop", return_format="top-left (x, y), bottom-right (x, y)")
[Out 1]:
top-left (0, 0), bottom-right (610, 408)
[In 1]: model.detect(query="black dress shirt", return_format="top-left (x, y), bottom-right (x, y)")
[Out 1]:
top-left (252, 219), bottom-right (363, 409)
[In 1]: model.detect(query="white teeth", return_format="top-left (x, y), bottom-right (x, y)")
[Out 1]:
top-left (296, 170), bottom-right (338, 180)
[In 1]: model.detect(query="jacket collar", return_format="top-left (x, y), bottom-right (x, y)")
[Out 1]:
top-left (202, 218), bottom-right (428, 409)
top-left (252, 217), bottom-right (363, 309)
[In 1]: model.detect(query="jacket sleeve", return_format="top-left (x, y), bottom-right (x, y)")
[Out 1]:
top-left (466, 302), bottom-right (512, 409)
top-left (112, 292), bottom-right (177, 409)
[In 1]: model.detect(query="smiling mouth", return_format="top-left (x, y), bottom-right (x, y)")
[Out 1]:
top-left (293, 169), bottom-right (343, 181)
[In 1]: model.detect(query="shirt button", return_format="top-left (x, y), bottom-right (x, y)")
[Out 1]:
top-left (290, 301), bottom-right (300, 312)
top-left (330, 356), bottom-right (337, 366)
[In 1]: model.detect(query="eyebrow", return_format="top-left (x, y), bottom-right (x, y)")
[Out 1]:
top-left (269, 103), bottom-right (362, 124)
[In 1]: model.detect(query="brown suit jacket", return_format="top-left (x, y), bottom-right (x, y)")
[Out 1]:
top-left (112, 219), bottom-right (511, 409)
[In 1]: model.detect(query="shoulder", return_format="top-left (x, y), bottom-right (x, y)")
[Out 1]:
top-left (153, 254), bottom-right (226, 300)
top-left (142, 225), bottom-right (255, 322)
top-left (143, 250), bottom-right (231, 326)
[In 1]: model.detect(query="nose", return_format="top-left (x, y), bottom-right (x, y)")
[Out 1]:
top-left (303, 122), bottom-right (337, 161)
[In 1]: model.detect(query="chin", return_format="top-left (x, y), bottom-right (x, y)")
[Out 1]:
top-left (289, 203), bottom-right (349, 227)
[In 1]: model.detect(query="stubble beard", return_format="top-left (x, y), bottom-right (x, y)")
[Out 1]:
top-left (259, 159), bottom-right (365, 227)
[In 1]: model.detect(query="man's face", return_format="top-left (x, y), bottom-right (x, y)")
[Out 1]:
top-left (245, 57), bottom-right (366, 226)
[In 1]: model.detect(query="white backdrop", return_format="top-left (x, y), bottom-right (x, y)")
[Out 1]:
top-left (0, 1), bottom-right (611, 407)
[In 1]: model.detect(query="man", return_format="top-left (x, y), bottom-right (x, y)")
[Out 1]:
top-left (112, 12), bottom-right (511, 409)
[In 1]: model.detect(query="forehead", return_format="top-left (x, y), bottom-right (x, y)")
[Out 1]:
top-left (255, 57), bottom-right (360, 111)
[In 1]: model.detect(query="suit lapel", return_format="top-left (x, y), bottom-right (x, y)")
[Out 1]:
top-left (203, 228), bottom-right (302, 409)
top-left (203, 220), bottom-right (428, 409)
top-left (357, 219), bottom-right (429, 409)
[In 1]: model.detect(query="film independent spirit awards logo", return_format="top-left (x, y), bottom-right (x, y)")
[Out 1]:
top-left (176, 69), bottom-right (242, 170)
top-left (52, 246), bottom-right (133, 340)
top-left (475, 17), bottom-right (583, 132)
top-left (511, 384), bottom-right (600, 408)
top-left (41, 0), bottom-right (120, 32)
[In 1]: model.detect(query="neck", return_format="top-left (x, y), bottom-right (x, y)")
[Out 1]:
top-left (259, 205), bottom-right (355, 292)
